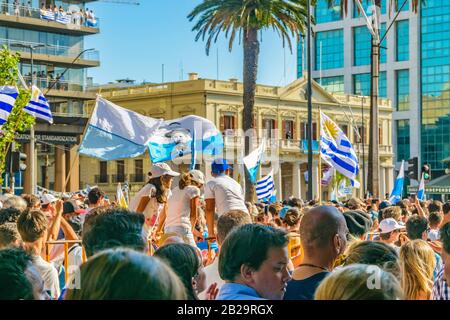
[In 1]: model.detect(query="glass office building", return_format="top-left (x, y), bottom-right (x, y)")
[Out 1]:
top-left (0, 0), bottom-right (100, 192)
top-left (300, 0), bottom-right (450, 180)
top-left (421, 0), bottom-right (450, 176)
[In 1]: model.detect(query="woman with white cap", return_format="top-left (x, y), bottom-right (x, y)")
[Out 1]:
top-left (164, 170), bottom-right (205, 247)
top-left (129, 163), bottom-right (180, 240)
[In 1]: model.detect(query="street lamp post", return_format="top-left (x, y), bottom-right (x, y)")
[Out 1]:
top-left (10, 43), bottom-right (45, 195)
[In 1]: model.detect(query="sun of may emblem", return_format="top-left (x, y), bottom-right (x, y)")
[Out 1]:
top-left (324, 118), bottom-right (339, 140)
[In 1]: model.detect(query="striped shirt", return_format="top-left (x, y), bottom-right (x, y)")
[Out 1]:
top-left (432, 265), bottom-right (449, 300)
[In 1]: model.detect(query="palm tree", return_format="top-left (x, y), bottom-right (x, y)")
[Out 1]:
top-left (325, 0), bottom-right (421, 198)
top-left (188, 0), bottom-right (310, 201)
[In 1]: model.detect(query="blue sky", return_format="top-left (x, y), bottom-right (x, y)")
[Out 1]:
top-left (85, 0), bottom-right (299, 86)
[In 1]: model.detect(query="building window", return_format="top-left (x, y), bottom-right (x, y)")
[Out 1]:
top-left (220, 114), bottom-right (236, 135)
top-left (353, 72), bottom-right (387, 97)
top-left (396, 20), bottom-right (409, 61)
top-left (341, 124), bottom-right (348, 136)
top-left (315, 29), bottom-right (344, 70)
top-left (396, 70), bottom-right (410, 111)
top-left (98, 161), bottom-right (108, 183)
top-left (353, 24), bottom-right (386, 66)
top-left (315, 0), bottom-right (342, 23)
top-left (297, 37), bottom-right (305, 78)
top-left (283, 120), bottom-right (295, 140)
top-left (263, 118), bottom-right (276, 139)
top-left (397, 120), bottom-right (410, 161)
top-left (315, 76), bottom-right (345, 94)
top-left (421, 0), bottom-right (450, 172)
top-left (133, 159), bottom-right (144, 183)
top-left (300, 122), bottom-right (317, 140)
top-left (116, 160), bottom-right (125, 183)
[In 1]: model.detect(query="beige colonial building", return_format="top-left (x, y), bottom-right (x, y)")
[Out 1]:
top-left (80, 74), bottom-right (394, 201)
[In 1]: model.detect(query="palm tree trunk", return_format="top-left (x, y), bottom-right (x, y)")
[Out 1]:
top-left (243, 27), bottom-right (260, 202)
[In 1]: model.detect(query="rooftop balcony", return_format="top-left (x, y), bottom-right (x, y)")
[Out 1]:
top-left (1, 38), bottom-right (100, 68)
top-left (0, 4), bottom-right (99, 35)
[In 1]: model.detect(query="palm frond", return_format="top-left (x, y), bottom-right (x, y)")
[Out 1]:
top-left (187, 0), bottom-right (310, 55)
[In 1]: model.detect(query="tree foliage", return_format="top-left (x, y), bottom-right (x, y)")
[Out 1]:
top-left (0, 46), bottom-right (35, 185)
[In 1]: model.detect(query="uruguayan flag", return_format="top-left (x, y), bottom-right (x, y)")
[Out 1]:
top-left (79, 97), bottom-right (163, 160)
top-left (320, 111), bottom-right (360, 188)
top-left (389, 160), bottom-right (405, 205)
top-left (417, 173), bottom-right (425, 201)
top-left (24, 86), bottom-right (53, 123)
top-left (256, 170), bottom-right (275, 201)
top-left (243, 139), bottom-right (266, 184)
top-left (147, 115), bottom-right (223, 163)
top-left (40, 11), bottom-right (55, 21)
top-left (56, 13), bottom-right (71, 24)
top-left (0, 86), bottom-right (19, 128)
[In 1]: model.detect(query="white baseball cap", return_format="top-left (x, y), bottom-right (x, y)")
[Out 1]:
top-left (378, 218), bottom-right (405, 234)
top-left (189, 170), bottom-right (205, 185)
top-left (41, 193), bottom-right (58, 205)
top-left (150, 163), bottom-right (180, 179)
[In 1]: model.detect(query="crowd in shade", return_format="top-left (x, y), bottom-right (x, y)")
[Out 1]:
top-left (0, 158), bottom-right (449, 300)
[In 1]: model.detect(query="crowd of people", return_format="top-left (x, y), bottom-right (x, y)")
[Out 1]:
top-left (0, 158), bottom-right (449, 300)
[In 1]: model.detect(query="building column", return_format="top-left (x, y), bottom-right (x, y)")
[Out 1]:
top-left (312, 160), bottom-right (319, 200)
top-left (23, 143), bottom-right (32, 194)
top-left (292, 162), bottom-right (302, 199)
top-left (386, 166), bottom-right (394, 199)
top-left (65, 145), bottom-right (79, 192)
top-left (275, 167), bottom-right (283, 202)
top-left (54, 147), bottom-right (66, 192)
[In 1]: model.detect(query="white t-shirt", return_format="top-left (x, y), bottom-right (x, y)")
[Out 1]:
top-left (33, 255), bottom-right (61, 299)
top-left (198, 258), bottom-right (225, 300)
top-left (204, 175), bottom-right (248, 216)
top-left (129, 184), bottom-right (171, 237)
top-left (428, 229), bottom-right (440, 241)
top-left (165, 186), bottom-right (201, 230)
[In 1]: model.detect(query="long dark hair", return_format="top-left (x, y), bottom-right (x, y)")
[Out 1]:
top-left (154, 243), bottom-right (200, 300)
top-left (148, 176), bottom-right (168, 204)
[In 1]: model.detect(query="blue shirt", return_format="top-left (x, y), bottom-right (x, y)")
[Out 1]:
top-left (217, 283), bottom-right (265, 300)
top-left (284, 272), bottom-right (329, 300)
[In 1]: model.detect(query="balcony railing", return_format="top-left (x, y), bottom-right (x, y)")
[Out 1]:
top-left (112, 174), bottom-right (127, 183)
top-left (0, 3), bottom-right (100, 28)
top-left (1, 38), bottom-right (99, 61)
top-left (24, 76), bottom-right (86, 92)
top-left (129, 174), bottom-right (145, 183)
top-left (94, 175), bottom-right (109, 184)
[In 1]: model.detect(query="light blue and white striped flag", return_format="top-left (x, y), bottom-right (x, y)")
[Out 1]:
top-left (389, 160), bottom-right (405, 205)
top-left (320, 111), bottom-right (360, 188)
top-left (417, 173), bottom-right (425, 201)
top-left (256, 170), bottom-right (275, 201)
top-left (0, 86), bottom-right (19, 128)
top-left (24, 86), bottom-right (53, 123)
top-left (243, 139), bottom-right (266, 184)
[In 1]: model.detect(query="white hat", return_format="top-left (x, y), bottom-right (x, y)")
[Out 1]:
top-left (150, 163), bottom-right (180, 179)
top-left (189, 170), bottom-right (205, 185)
top-left (378, 218), bottom-right (405, 234)
top-left (41, 193), bottom-right (58, 205)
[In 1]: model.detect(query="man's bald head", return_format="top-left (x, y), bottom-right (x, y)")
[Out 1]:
top-left (300, 206), bottom-right (348, 253)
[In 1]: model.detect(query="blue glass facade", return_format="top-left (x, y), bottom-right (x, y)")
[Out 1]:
top-left (353, 0), bottom-right (386, 17)
top-left (353, 24), bottom-right (386, 66)
top-left (397, 120), bottom-right (410, 161)
top-left (315, 29), bottom-right (344, 70)
top-left (297, 37), bottom-right (305, 78)
top-left (396, 70), bottom-right (410, 111)
top-left (421, 0), bottom-right (450, 174)
top-left (396, 20), bottom-right (409, 61)
top-left (353, 72), bottom-right (387, 97)
top-left (315, 76), bottom-right (345, 94)
top-left (315, 0), bottom-right (342, 24)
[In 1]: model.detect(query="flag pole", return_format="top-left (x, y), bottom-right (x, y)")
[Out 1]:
top-left (318, 109), bottom-right (322, 204)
